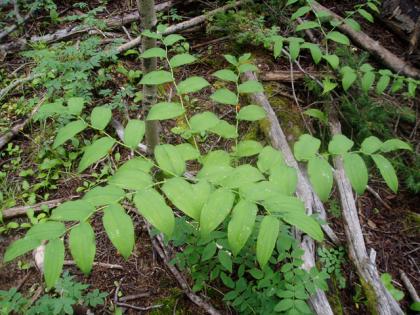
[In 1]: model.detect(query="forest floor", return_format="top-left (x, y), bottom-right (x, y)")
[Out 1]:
top-left (0, 0), bottom-right (419, 314)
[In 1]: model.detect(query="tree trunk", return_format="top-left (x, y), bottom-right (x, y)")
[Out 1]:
top-left (137, 0), bottom-right (160, 152)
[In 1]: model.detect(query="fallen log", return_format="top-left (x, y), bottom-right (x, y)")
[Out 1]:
top-left (311, 1), bottom-right (420, 79)
top-left (0, 5), bottom-right (36, 42)
top-left (242, 71), bottom-right (335, 315)
top-left (0, 0), bottom-right (176, 53)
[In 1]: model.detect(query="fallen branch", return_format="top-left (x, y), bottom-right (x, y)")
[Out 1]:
top-left (399, 269), bottom-right (420, 303)
top-left (311, 1), bottom-right (420, 79)
top-left (1, 195), bottom-right (78, 219)
top-left (0, 73), bottom-right (41, 101)
top-left (117, 0), bottom-right (246, 53)
top-left (63, 260), bottom-right (124, 270)
top-left (242, 71), bottom-right (336, 315)
top-left (260, 70), bottom-right (325, 82)
top-left (0, 96), bottom-right (46, 150)
top-left (0, 5), bottom-right (35, 42)
top-left (115, 302), bottom-right (163, 311)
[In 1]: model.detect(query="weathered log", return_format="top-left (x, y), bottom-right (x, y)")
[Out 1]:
top-left (311, 1), bottom-right (420, 79)
top-left (242, 71), bottom-right (335, 315)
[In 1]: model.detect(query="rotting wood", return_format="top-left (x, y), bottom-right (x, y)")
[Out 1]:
top-left (242, 71), bottom-right (336, 315)
top-left (311, 0), bottom-right (420, 79)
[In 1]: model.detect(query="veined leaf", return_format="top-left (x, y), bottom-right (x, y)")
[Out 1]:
top-left (341, 66), bottom-right (357, 91)
top-left (304, 108), bottom-right (327, 123)
top-left (201, 150), bottom-right (231, 167)
top-left (326, 31), bottom-right (350, 45)
top-left (238, 80), bottom-right (264, 94)
top-left (83, 185), bottom-right (125, 206)
top-left (345, 18), bottom-right (361, 31)
top-left (257, 146), bottom-right (285, 174)
top-left (323, 54), bottom-right (339, 69)
top-left (238, 63), bottom-right (258, 73)
top-left (380, 139), bottom-right (412, 152)
top-left (189, 111), bottom-right (220, 133)
top-left (163, 34), bottom-right (185, 46)
top-left (221, 165), bottom-right (264, 189)
top-left (263, 195), bottom-right (305, 214)
top-left (372, 154), bottom-right (398, 193)
top-left (288, 39), bottom-right (301, 61)
top-left (78, 137), bottom-right (115, 172)
top-left (44, 238), bottom-right (65, 288)
top-left (26, 222), bottom-right (66, 241)
top-left (302, 42), bottom-right (322, 64)
top-left (91, 107), bottom-right (112, 130)
top-left (210, 88), bottom-right (237, 105)
top-left (147, 102), bottom-right (184, 121)
top-left (67, 97), bottom-right (85, 115)
top-left (256, 216), bottom-right (279, 268)
top-left (294, 134), bottom-right (320, 161)
top-left (213, 69), bottom-right (238, 82)
top-left (361, 136), bottom-right (383, 154)
top-left (358, 8), bottom-right (373, 22)
top-left (291, 6), bottom-right (310, 20)
top-left (218, 250), bottom-right (233, 273)
top-left (234, 140), bottom-right (263, 157)
top-left (109, 168), bottom-right (153, 190)
top-left (4, 238), bottom-right (41, 263)
top-left (197, 165), bottom-right (234, 185)
top-left (228, 200), bottom-right (257, 255)
top-left (155, 144), bottom-right (185, 176)
top-left (296, 21), bottom-right (319, 31)
top-left (134, 188), bottom-right (175, 237)
top-left (50, 200), bottom-right (95, 221)
top-left (224, 54), bottom-right (238, 66)
top-left (175, 143), bottom-right (200, 161)
top-left (269, 165), bottom-right (297, 195)
top-left (177, 76), bottom-right (210, 94)
top-left (69, 222), bottom-right (95, 275)
top-left (282, 211), bottom-right (323, 241)
top-left (53, 120), bottom-right (87, 148)
top-left (376, 75), bottom-right (390, 94)
top-left (209, 120), bottom-right (238, 139)
top-left (141, 47), bottom-right (166, 58)
top-left (103, 204), bottom-right (135, 259)
top-left (328, 134), bottom-right (354, 155)
top-left (140, 70), bottom-right (173, 85)
top-left (123, 119), bottom-right (145, 149)
top-left (343, 153), bottom-right (368, 195)
top-left (239, 181), bottom-right (282, 202)
top-left (361, 71), bottom-right (375, 92)
top-left (200, 189), bottom-right (235, 237)
top-left (308, 157), bottom-right (333, 201)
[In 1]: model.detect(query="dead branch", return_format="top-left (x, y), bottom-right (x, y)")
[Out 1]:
top-left (242, 71), bottom-right (336, 315)
top-left (0, 96), bottom-right (46, 150)
top-left (1, 195), bottom-right (78, 219)
top-left (399, 269), bottom-right (420, 303)
top-left (0, 4), bottom-right (35, 41)
top-left (311, 1), bottom-right (420, 79)
top-left (119, 292), bottom-right (151, 302)
top-left (260, 70), bottom-right (325, 82)
top-left (115, 302), bottom-right (163, 311)
top-left (0, 73), bottom-right (41, 101)
top-left (117, 0), bottom-right (246, 53)
top-left (63, 260), bottom-right (124, 270)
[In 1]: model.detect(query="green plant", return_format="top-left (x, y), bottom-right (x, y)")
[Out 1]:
top-left (0, 272), bottom-right (107, 315)
top-left (318, 246), bottom-right (346, 289)
top-left (380, 273), bottom-right (404, 302)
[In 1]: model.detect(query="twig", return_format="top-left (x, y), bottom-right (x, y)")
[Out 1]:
top-left (192, 36), bottom-right (230, 49)
top-left (16, 271), bottom-right (32, 291)
top-left (0, 73), bottom-right (41, 101)
top-left (119, 292), bottom-right (150, 302)
top-left (115, 302), bottom-right (163, 311)
top-left (0, 3), bottom-right (34, 41)
top-left (399, 269), bottom-right (420, 302)
top-left (63, 260), bottom-right (124, 270)
top-left (366, 185), bottom-right (393, 211)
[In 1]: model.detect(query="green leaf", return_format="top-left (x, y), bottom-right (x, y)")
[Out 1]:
top-left (328, 134), bottom-right (354, 155)
top-left (175, 143), bottom-right (200, 161)
top-left (210, 88), bottom-right (237, 105)
top-left (294, 300), bottom-right (312, 314)
top-left (109, 168), bottom-right (153, 190)
top-left (273, 36), bottom-right (284, 58)
top-left (200, 188), bottom-right (235, 236)
top-left (269, 165), bottom-right (298, 195)
top-left (322, 78), bottom-right (337, 94)
top-left (209, 120), bottom-right (238, 139)
top-left (361, 71), bottom-right (375, 92)
top-left (218, 250), bottom-right (232, 273)
top-left (91, 106), bottom-right (112, 130)
top-left (341, 66), bottom-right (357, 91)
top-left (50, 200), bottom-right (95, 221)
top-left (343, 153), bottom-right (368, 195)
top-left (123, 119), bottom-right (145, 149)
top-left (358, 8), bottom-right (374, 22)
top-left (302, 43), bottom-right (322, 64)
top-left (212, 69), bottom-right (238, 82)
top-left (239, 181), bottom-right (280, 202)
top-left (53, 120), bottom-right (87, 148)
top-left (44, 238), bottom-right (65, 288)
top-left (69, 222), bottom-right (95, 275)
top-left (275, 299), bottom-right (294, 312)
top-left (4, 238), bottom-right (41, 263)
top-left (323, 54), bottom-right (339, 69)
top-left (134, 188), bottom-right (175, 237)
top-left (263, 195), bottom-right (305, 214)
top-left (361, 136), bottom-right (383, 154)
top-left (256, 216), bottom-right (279, 268)
top-left (234, 140), bottom-right (263, 157)
top-left (169, 53), bottom-right (196, 68)
top-left (238, 80), bottom-right (264, 94)
top-left (380, 139), bottom-right (412, 152)
top-left (155, 144), bottom-right (186, 176)
top-left (189, 111), bottom-right (220, 132)
top-left (221, 165), bottom-right (264, 189)
top-left (201, 242), bottom-right (217, 261)
top-left (371, 154), bottom-right (398, 193)
top-left (197, 165), bottom-right (234, 185)
top-left (257, 146), bottom-right (285, 173)
top-left (345, 18), bottom-right (361, 31)
top-left (201, 150), bottom-right (231, 167)
top-left (308, 157), bottom-right (333, 201)
top-left (283, 211), bottom-right (323, 241)
top-left (294, 134), bottom-right (320, 161)
top-left (67, 97), bottom-right (85, 115)
top-left (142, 30), bottom-right (162, 39)
top-left (78, 137), bottom-right (115, 172)
top-left (177, 76), bottom-right (210, 94)
top-left (26, 222), bottom-right (66, 241)
top-left (304, 108), bottom-right (327, 124)
top-left (291, 6), bottom-right (310, 20)
top-left (326, 31), bottom-right (350, 45)
top-left (103, 204), bottom-right (135, 259)
top-left (140, 70), bottom-right (173, 85)
top-left (228, 200), bottom-right (257, 255)
top-left (141, 47), bottom-right (166, 58)
top-left (238, 63), bottom-right (258, 73)
top-left (148, 102), bottom-right (184, 121)
top-left (83, 185), bottom-right (125, 206)
top-left (288, 39), bottom-right (301, 61)
top-left (296, 21), bottom-right (319, 31)
top-left (162, 177), bottom-right (211, 221)
top-left (410, 302), bottom-right (420, 312)
top-left (163, 34), bottom-right (185, 46)
top-left (224, 54), bottom-right (238, 66)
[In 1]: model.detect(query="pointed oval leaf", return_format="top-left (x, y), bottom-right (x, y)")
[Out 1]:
top-left (175, 143), bottom-right (200, 161)
top-left (4, 238), bottom-right (41, 263)
top-left (307, 157), bottom-right (333, 201)
top-left (263, 195), bottom-right (305, 214)
top-left (234, 140), bottom-right (263, 157)
top-left (163, 34), bottom-right (185, 46)
top-left (91, 107), bottom-right (112, 130)
top-left (343, 153), bottom-right (368, 195)
top-left (53, 120), bottom-right (87, 148)
top-left (123, 119), bottom-right (145, 149)
top-left (169, 53), bottom-right (196, 68)
top-left (228, 200), bottom-right (257, 255)
top-left (238, 80), bottom-right (264, 94)
top-left (237, 105), bottom-right (266, 121)
top-left (177, 76), bottom-right (210, 94)
top-left (209, 120), bottom-right (238, 139)
top-left (200, 188), bottom-right (235, 237)
top-left (294, 134), bottom-right (321, 161)
top-left (326, 31), bottom-right (350, 45)
top-left (380, 139), bottom-right (412, 152)
top-left (67, 97), bottom-right (85, 115)
top-left (269, 165), bottom-right (298, 195)
top-left (210, 88), bottom-right (238, 105)
top-left (103, 204), bottom-right (134, 259)
top-left (256, 216), bottom-right (279, 268)
top-left (323, 54), bottom-right (339, 69)
top-left (26, 222), bottom-right (66, 241)
top-left (44, 238), bottom-right (65, 288)
top-left (238, 63), bottom-right (258, 73)
top-left (213, 69), bottom-right (238, 82)
top-left (69, 222), bottom-right (96, 275)
top-left (189, 111), bottom-right (220, 133)
top-left (109, 168), bottom-right (153, 190)
top-left (147, 102), bottom-right (184, 121)
top-left (282, 211), bottom-right (323, 241)
top-left (257, 146), bottom-right (285, 173)
top-left (134, 188), bottom-right (175, 237)
top-left (361, 71), bottom-right (375, 92)
top-left (372, 154), bottom-right (398, 193)
top-left (218, 250), bottom-right (233, 273)
top-left (361, 136), bottom-right (383, 154)
top-left (140, 70), bottom-right (173, 85)
top-left (328, 134), bottom-right (354, 155)
top-left (78, 137), bottom-right (115, 172)
top-left (141, 47), bottom-right (166, 58)
top-left (155, 144), bottom-right (185, 176)
top-left (221, 165), bottom-right (264, 189)
top-left (376, 75), bottom-right (390, 94)
top-left (83, 185), bottom-right (125, 206)
top-left (50, 200), bottom-right (95, 221)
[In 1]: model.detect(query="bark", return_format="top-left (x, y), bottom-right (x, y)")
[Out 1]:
top-left (242, 71), bottom-right (336, 315)
top-left (311, 1), bottom-right (420, 79)
top-left (137, 0), bottom-right (160, 152)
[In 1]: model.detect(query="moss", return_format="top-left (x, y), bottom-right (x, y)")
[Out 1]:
top-left (405, 211), bottom-right (420, 226)
top-left (359, 277), bottom-right (379, 315)
top-left (327, 276), bottom-right (344, 315)
top-left (150, 288), bottom-right (187, 315)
